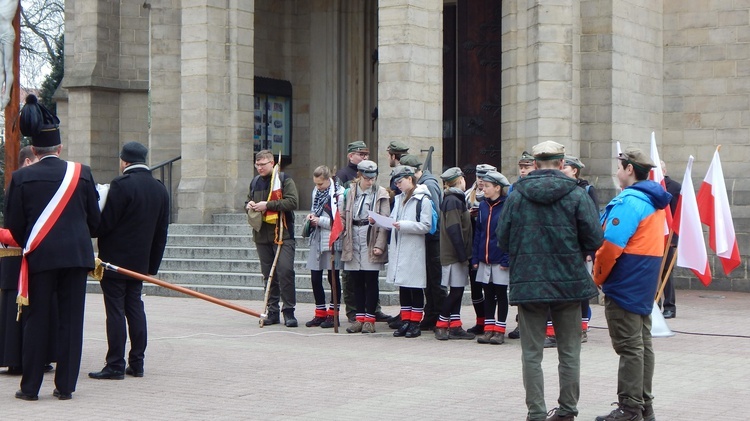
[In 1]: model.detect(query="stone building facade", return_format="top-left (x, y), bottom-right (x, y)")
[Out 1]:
top-left (58, 0), bottom-right (748, 291)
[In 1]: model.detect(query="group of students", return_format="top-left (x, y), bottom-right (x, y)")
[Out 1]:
top-left (299, 149), bottom-right (600, 344)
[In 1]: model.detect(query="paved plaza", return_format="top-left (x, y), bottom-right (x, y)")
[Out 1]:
top-left (1, 289), bottom-right (748, 420)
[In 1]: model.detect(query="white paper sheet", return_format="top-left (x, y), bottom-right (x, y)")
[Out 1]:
top-left (367, 210), bottom-right (396, 229)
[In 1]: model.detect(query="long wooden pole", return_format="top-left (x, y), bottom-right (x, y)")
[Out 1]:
top-left (98, 260), bottom-right (262, 319)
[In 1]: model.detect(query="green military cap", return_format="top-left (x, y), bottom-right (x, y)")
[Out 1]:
top-left (357, 160), bottom-right (378, 178)
top-left (399, 154), bottom-right (422, 169)
top-left (479, 170), bottom-right (510, 187)
top-left (618, 147), bottom-right (656, 171)
top-left (475, 164), bottom-right (497, 177)
top-left (532, 141), bottom-right (566, 161)
top-left (564, 155), bottom-right (585, 169)
top-left (347, 140), bottom-right (369, 154)
top-left (518, 151), bottom-right (535, 165)
top-left (391, 165), bottom-right (416, 181)
top-left (440, 167), bottom-right (464, 182)
top-left (387, 140), bottom-right (410, 154)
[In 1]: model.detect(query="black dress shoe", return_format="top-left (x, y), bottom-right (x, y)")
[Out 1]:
top-left (125, 366), bottom-right (144, 378)
top-left (15, 390), bottom-right (38, 401)
top-left (53, 389), bottom-right (72, 400)
top-left (374, 311), bottom-right (392, 322)
top-left (88, 366), bottom-right (124, 380)
top-left (393, 321), bottom-right (410, 337)
top-left (4, 366), bottom-right (22, 375)
top-left (662, 310), bottom-right (676, 319)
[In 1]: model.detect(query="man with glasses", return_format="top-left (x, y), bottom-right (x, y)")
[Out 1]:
top-left (336, 141), bottom-right (370, 187)
top-left (246, 150), bottom-right (299, 327)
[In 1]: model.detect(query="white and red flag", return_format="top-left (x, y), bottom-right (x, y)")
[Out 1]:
top-left (696, 147), bottom-right (741, 275)
top-left (328, 181), bottom-right (344, 249)
top-left (263, 154), bottom-right (283, 225)
top-left (649, 132), bottom-right (673, 234)
top-left (672, 156), bottom-right (712, 286)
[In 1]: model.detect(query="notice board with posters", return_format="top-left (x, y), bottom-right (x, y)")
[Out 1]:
top-left (254, 77), bottom-right (293, 164)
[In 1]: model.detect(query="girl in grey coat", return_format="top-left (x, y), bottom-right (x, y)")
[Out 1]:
top-left (386, 166), bottom-right (432, 339)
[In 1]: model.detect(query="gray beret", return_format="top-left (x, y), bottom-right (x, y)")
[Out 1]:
top-left (399, 154), bottom-right (422, 169)
top-left (440, 167), bottom-right (464, 182)
top-left (532, 141), bottom-right (565, 161)
top-left (391, 165), bottom-right (416, 181)
top-left (618, 147), bottom-right (655, 170)
top-left (120, 142), bottom-right (148, 164)
top-left (479, 170), bottom-right (510, 187)
top-left (357, 159), bottom-right (378, 178)
top-left (564, 155), bottom-right (585, 169)
top-left (475, 164), bottom-right (497, 177)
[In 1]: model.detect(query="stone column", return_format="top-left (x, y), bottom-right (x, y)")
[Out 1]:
top-left (377, 0), bottom-right (443, 176)
top-left (177, 2), bottom-right (255, 223)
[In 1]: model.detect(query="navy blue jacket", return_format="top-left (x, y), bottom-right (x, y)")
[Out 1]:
top-left (472, 195), bottom-right (509, 267)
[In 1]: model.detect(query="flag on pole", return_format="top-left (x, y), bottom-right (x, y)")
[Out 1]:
top-left (328, 181), bottom-right (344, 249)
top-left (696, 147), bottom-right (741, 275)
top-left (648, 132), bottom-right (673, 234)
top-left (672, 156), bottom-right (712, 286)
top-left (263, 155), bottom-right (283, 225)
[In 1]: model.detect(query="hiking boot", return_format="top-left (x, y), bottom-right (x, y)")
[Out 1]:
top-left (305, 316), bottom-right (326, 327)
top-left (642, 404), bottom-right (655, 421)
top-left (466, 324), bottom-right (484, 335)
top-left (405, 323), bottom-right (421, 338)
top-left (346, 321), bottom-right (363, 333)
top-left (419, 317), bottom-right (437, 331)
top-left (595, 403), bottom-right (644, 421)
top-left (262, 313), bottom-right (280, 326)
top-left (476, 331), bottom-right (494, 344)
top-left (282, 309), bottom-right (298, 328)
top-left (489, 332), bottom-right (505, 345)
top-left (393, 321), bottom-right (410, 337)
top-left (545, 407), bottom-right (574, 421)
top-left (320, 315), bottom-right (339, 328)
top-left (389, 318), bottom-right (404, 330)
top-left (581, 330), bottom-right (588, 343)
top-left (508, 326), bottom-right (520, 339)
top-left (434, 327), bottom-right (449, 340)
top-left (361, 321), bottom-right (376, 334)
top-left (448, 326), bottom-right (475, 340)
top-left (543, 336), bottom-right (557, 348)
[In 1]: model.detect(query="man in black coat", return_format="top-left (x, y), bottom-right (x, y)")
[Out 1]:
top-left (89, 142), bottom-right (170, 380)
top-left (5, 98), bottom-right (101, 401)
top-left (660, 161), bottom-right (682, 319)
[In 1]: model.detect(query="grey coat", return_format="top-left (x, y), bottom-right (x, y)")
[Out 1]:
top-left (341, 183), bottom-right (390, 265)
top-left (386, 184), bottom-right (432, 288)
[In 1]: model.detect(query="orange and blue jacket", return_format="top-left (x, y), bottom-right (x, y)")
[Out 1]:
top-left (594, 180), bottom-right (672, 315)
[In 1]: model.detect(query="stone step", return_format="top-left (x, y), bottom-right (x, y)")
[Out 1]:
top-left (167, 224), bottom-right (252, 236)
top-left (167, 234), bottom-right (254, 247)
top-left (155, 270), bottom-right (398, 291)
top-left (163, 246), bottom-right (310, 261)
top-left (160, 257), bottom-right (387, 277)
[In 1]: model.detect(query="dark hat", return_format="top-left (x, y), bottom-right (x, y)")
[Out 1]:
top-left (479, 170), bottom-right (510, 187)
top-left (532, 141), bottom-right (566, 161)
top-left (440, 167), bottom-right (464, 182)
top-left (391, 165), bottom-right (416, 182)
top-left (564, 155), bottom-right (585, 169)
top-left (618, 147), bottom-right (655, 171)
top-left (120, 142), bottom-right (148, 164)
top-left (347, 140), bottom-right (369, 154)
top-left (518, 151), bottom-right (535, 165)
top-left (399, 154), bottom-right (422, 169)
top-left (387, 140), bottom-right (409, 154)
top-left (357, 160), bottom-right (378, 178)
top-left (19, 94), bottom-right (61, 147)
top-left (475, 164), bottom-right (497, 177)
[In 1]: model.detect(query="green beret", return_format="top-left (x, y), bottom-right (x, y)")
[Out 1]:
top-left (399, 154), bottom-right (422, 169)
top-left (391, 165), bottom-right (416, 181)
top-left (347, 140), bottom-right (369, 154)
top-left (618, 147), bottom-right (655, 171)
top-left (387, 140), bottom-right (409, 154)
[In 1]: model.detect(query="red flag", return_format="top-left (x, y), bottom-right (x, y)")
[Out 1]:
top-left (649, 132), bottom-right (673, 234)
top-left (673, 156), bottom-right (712, 286)
top-left (328, 182), bottom-right (344, 249)
top-left (696, 148), bottom-right (741, 275)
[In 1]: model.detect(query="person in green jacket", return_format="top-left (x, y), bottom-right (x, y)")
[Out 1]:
top-left (497, 141), bottom-right (603, 421)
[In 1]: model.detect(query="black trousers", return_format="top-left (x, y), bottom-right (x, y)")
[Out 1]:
top-left (100, 273), bottom-right (147, 372)
top-left (352, 270), bottom-right (379, 316)
top-left (661, 245), bottom-right (677, 312)
top-left (20, 268), bottom-right (87, 396)
top-left (310, 270), bottom-right (341, 307)
top-left (422, 239), bottom-right (446, 321)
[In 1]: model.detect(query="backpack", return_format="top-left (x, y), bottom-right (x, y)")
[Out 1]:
top-left (415, 196), bottom-right (439, 236)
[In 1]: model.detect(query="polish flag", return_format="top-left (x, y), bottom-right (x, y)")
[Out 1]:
top-left (263, 158), bottom-right (283, 225)
top-left (696, 148), bottom-right (741, 275)
top-left (328, 181), bottom-right (344, 249)
top-left (672, 156), bottom-right (712, 286)
top-left (649, 132), bottom-right (673, 234)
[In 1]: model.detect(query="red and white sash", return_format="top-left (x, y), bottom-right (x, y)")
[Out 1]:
top-left (17, 161), bottom-right (82, 307)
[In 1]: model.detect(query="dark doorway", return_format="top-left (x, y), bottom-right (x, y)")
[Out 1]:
top-left (443, 1), bottom-right (502, 186)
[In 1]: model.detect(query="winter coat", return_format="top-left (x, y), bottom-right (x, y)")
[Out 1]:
top-left (341, 182), bottom-right (390, 264)
top-left (306, 181), bottom-right (344, 269)
top-left (594, 180), bottom-right (672, 315)
top-left (245, 174), bottom-right (299, 244)
top-left (496, 169), bottom-right (603, 304)
top-left (440, 188), bottom-right (472, 265)
top-left (386, 184), bottom-right (432, 288)
top-left (472, 195), bottom-right (510, 267)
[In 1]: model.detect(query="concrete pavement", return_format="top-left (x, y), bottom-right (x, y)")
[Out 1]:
top-left (1, 289), bottom-right (748, 420)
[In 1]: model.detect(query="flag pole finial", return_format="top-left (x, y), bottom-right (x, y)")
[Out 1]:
top-left (717, 144), bottom-right (722, 152)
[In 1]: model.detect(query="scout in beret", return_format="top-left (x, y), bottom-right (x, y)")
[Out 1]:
top-left (475, 164), bottom-right (497, 178)
top-left (440, 167), bottom-right (464, 183)
top-left (399, 154), bottom-right (422, 169)
top-left (347, 140), bottom-right (369, 154)
top-left (390, 165), bottom-right (416, 181)
top-left (387, 140), bottom-right (409, 154)
top-left (479, 170), bottom-right (510, 187)
top-left (532, 140), bottom-right (566, 161)
top-left (517, 151), bottom-right (535, 179)
top-left (337, 141), bottom-right (370, 186)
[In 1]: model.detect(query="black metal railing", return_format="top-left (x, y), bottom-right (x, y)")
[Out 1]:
top-left (150, 155), bottom-right (181, 223)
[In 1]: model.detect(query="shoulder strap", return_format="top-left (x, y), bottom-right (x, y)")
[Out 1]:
top-left (416, 197), bottom-right (422, 222)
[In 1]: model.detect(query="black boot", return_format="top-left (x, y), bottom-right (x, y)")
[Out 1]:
top-left (262, 312), bottom-right (280, 326)
top-left (393, 321), bottom-right (410, 337)
top-left (405, 322), bottom-right (421, 338)
top-left (282, 309), bottom-right (298, 328)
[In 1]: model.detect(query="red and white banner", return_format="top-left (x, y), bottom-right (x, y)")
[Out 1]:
top-left (328, 181), bottom-right (344, 249)
top-left (673, 156), bottom-right (712, 286)
top-left (696, 148), bottom-right (741, 275)
top-left (263, 161), bottom-right (283, 225)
